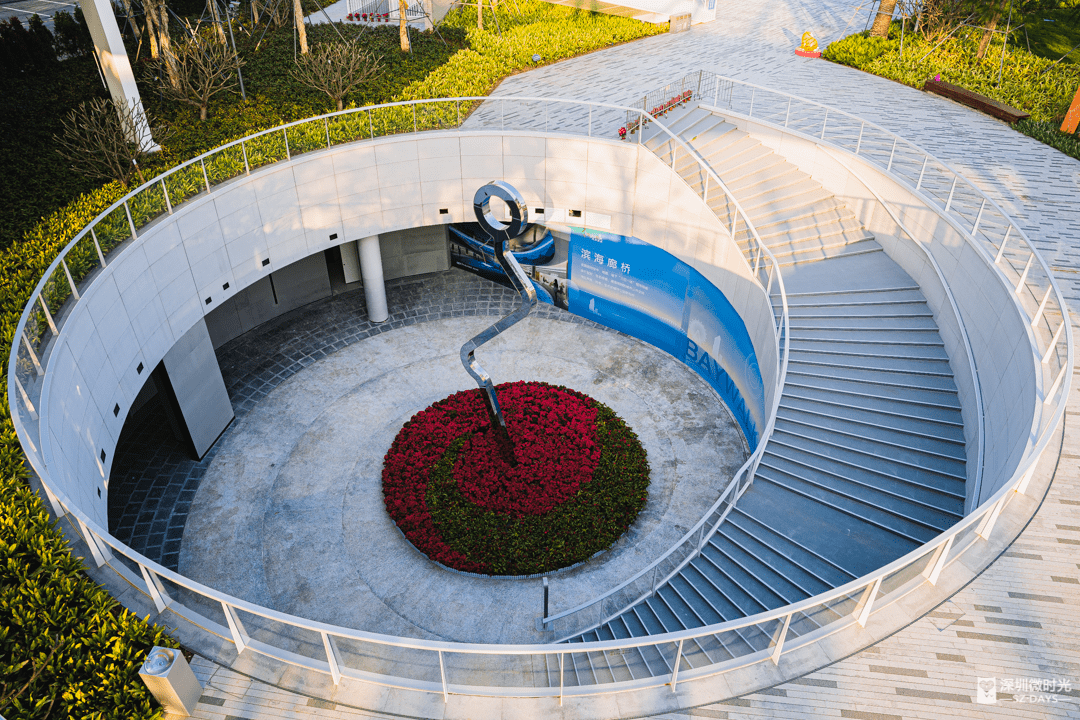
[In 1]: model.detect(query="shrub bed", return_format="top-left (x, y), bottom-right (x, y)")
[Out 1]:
top-left (823, 26), bottom-right (1080, 124)
top-left (383, 382), bottom-right (650, 575)
top-left (0, 7), bottom-right (663, 714)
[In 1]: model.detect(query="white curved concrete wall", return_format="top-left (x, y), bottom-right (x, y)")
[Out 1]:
top-left (730, 117), bottom-right (1037, 505)
top-left (39, 131), bottom-right (774, 528)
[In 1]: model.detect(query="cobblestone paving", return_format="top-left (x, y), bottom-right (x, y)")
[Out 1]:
top-left (150, 0), bottom-right (1080, 714)
top-left (108, 270), bottom-right (595, 571)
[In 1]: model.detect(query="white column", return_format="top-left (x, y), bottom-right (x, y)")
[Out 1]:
top-left (359, 235), bottom-right (388, 323)
top-left (80, 0), bottom-right (159, 152)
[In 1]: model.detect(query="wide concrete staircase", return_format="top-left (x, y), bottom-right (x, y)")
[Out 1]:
top-left (559, 106), bottom-right (968, 669)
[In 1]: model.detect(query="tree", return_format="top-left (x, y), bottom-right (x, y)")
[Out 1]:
top-left (399, 0), bottom-right (410, 52)
top-left (291, 41), bottom-right (383, 111)
top-left (871, 0), bottom-right (899, 36)
top-left (293, 0), bottom-right (308, 54)
top-left (161, 34), bottom-right (244, 119)
top-left (53, 98), bottom-right (167, 187)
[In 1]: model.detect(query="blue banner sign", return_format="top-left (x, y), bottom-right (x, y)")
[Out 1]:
top-left (568, 229), bottom-right (763, 448)
top-left (448, 223), bottom-right (764, 448)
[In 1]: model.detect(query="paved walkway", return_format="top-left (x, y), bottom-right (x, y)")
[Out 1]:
top-left (163, 0), bottom-right (1080, 716)
top-left (179, 312), bottom-right (745, 645)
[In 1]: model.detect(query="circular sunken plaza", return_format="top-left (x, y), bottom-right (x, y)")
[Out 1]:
top-left (9, 0), bottom-right (1080, 717)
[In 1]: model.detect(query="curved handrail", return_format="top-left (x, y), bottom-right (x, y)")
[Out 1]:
top-left (6, 94), bottom-right (788, 681)
top-left (704, 72), bottom-right (1072, 497)
top-left (5, 87), bottom-right (1070, 698)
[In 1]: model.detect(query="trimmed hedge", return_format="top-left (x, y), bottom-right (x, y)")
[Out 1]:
top-left (823, 25), bottom-right (1080, 124)
top-left (0, 6), bottom-right (664, 715)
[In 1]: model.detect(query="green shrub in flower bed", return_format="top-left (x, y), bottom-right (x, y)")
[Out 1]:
top-left (383, 381), bottom-right (650, 576)
top-left (823, 25), bottom-right (1080, 124)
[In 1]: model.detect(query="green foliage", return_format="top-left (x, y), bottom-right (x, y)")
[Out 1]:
top-left (426, 404), bottom-right (650, 575)
top-left (0, 4), bottom-right (666, 713)
top-left (1019, 7), bottom-right (1080, 65)
top-left (823, 22), bottom-right (1080, 122)
top-left (1015, 117), bottom-right (1080, 160)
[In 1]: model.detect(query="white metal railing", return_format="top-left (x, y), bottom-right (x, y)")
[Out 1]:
top-left (698, 72), bottom-right (1072, 507)
top-left (7, 96), bottom-right (793, 698)
top-left (5, 86), bottom-right (1070, 699)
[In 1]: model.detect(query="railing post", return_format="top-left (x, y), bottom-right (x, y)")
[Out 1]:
top-left (916, 155), bottom-right (927, 190)
top-left (702, 174), bottom-right (709, 201)
top-left (91, 228), bottom-right (106, 267)
top-left (770, 614), bottom-right (791, 664)
top-left (61, 259), bottom-right (80, 301)
top-left (75, 517), bottom-right (108, 567)
top-left (456, 100), bottom-right (460, 127)
top-left (320, 632), bottom-right (342, 685)
top-left (670, 638), bottom-right (684, 691)
top-left (588, 106), bottom-right (593, 137)
top-left (14, 376), bottom-right (37, 420)
top-left (222, 603), bottom-right (250, 654)
top-left (438, 650), bottom-right (449, 703)
top-left (283, 128), bottom-right (291, 159)
top-left (855, 122), bottom-right (864, 154)
top-left (944, 176), bottom-right (957, 212)
top-left (1042, 320), bottom-right (1065, 364)
top-left (1031, 285), bottom-right (1054, 329)
top-left (124, 200), bottom-right (138, 239)
top-left (201, 158), bottom-right (211, 193)
top-left (325, 117), bottom-right (332, 148)
top-left (922, 535), bottom-right (954, 585)
top-left (37, 295), bottom-right (58, 336)
top-left (995, 226), bottom-right (1011, 263)
top-left (853, 577), bottom-right (881, 627)
top-left (241, 139), bottom-right (250, 174)
top-left (139, 564), bottom-right (171, 614)
top-left (1015, 462), bottom-right (1038, 495)
top-left (971, 198), bottom-right (986, 237)
top-left (748, 89), bottom-right (755, 117)
top-left (1015, 254), bottom-right (1033, 294)
top-left (559, 653), bottom-right (564, 706)
top-left (161, 179), bottom-right (173, 213)
top-left (784, 97), bottom-right (791, 127)
top-left (413, 104), bottom-right (417, 133)
top-left (1044, 362), bottom-right (1068, 405)
top-left (820, 108), bottom-right (828, 140)
top-left (501, 99), bottom-right (505, 130)
top-left (886, 137), bottom-right (897, 171)
top-left (976, 496), bottom-right (1007, 539)
top-left (369, 109), bottom-right (375, 138)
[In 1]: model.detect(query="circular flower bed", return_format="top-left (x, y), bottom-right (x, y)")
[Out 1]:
top-left (382, 381), bottom-right (650, 575)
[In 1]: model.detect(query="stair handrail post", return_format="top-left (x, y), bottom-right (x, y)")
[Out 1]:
top-left (670, 638), bottom-right (684, 691)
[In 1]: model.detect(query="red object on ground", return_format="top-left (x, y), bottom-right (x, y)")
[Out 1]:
top-left (795, 48), bottom-right (821, 58)
top-left (1062, 84), bottom-right (1080, 135)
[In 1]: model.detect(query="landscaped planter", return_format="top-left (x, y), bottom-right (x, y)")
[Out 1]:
top-left (382, 381), bottom-right (650, 576)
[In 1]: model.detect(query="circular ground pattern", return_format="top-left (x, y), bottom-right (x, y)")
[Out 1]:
top-left (382, 381), bottom-right (650, 575)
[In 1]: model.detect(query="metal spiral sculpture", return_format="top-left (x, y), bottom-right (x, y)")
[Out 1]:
top-left (460, 181), bottom-right (538, 430)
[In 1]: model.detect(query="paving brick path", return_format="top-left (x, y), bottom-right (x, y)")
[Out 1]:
top-left (147, 0), bottom-right (1080, 715)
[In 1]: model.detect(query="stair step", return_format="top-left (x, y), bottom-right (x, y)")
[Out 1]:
top-left (724, 159), bottom-right (800, 193)
top-left (755, 463), bottom-right (942, 543)
top-left (735, 485), bottom-right (911, 579)
top-left (788, 338), bottom-right (949, 358)
top-left (784, 370), bottom-right (963, 408)
top-left (787, 311), bottom-right (940, 330)
top-left (783, 347), bottom-right (954, 374)
top-left (765, 431), bottom-right (967, 501)
top-left (786, 358), bottom-right (958, 390)
top-left (786, 304), bottom-right (935, 319)
top-left (725, 510), bottom-right (856, 589)
top-left (780, 392), bottom-right (965, 442)
top-left (744, 186), bottom-right (837, 219)
top-left (774, 413), bottom-right (966, 472)
top-left (776, 404), bottom-right (965, 457)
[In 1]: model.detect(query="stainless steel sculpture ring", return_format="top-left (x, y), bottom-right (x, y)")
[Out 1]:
top-left (459, 181), bottom-right (539, 429)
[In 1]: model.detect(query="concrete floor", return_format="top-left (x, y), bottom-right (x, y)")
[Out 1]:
top-left (180, 313), bottom-right (748, 644)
